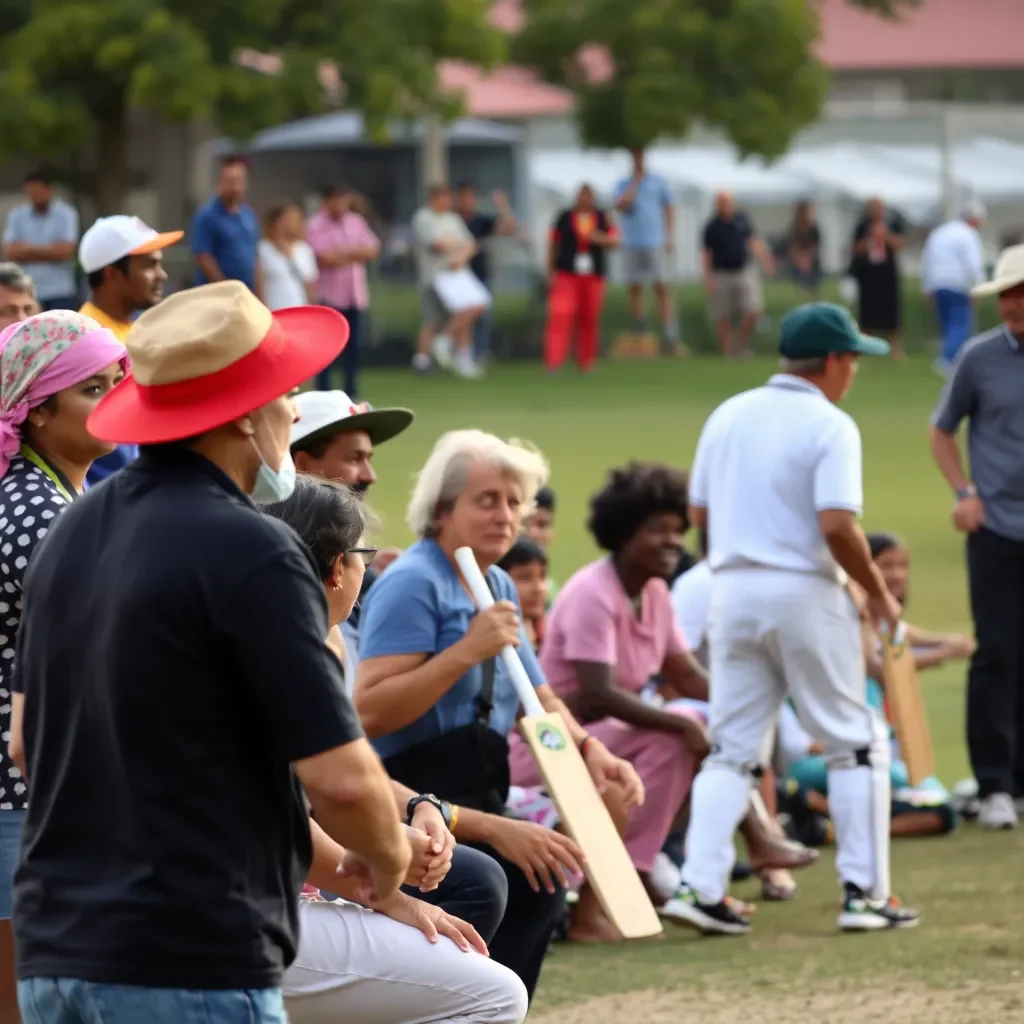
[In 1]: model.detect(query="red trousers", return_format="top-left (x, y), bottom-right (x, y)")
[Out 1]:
top-left (544, 271), bottom-right (605, 371)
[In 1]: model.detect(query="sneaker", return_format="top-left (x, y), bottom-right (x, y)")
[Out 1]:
top-left (452, 348), bottom-right (483, 380)
top-left (979, 792), bottom-right (1017, 830)
top-left (931, 357), bottom-right (953, 378)
top-left (431, 334), bottom-right (454, 370)
top-left (411, 352), bottom-right (433, 375)
top-left (838, 883), bottom-right (920, 932)
top-left (659, 885), bottom-right (751, 936)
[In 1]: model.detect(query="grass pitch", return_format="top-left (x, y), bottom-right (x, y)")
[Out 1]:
top-left (355, 356), bottom-right (1024, 1022)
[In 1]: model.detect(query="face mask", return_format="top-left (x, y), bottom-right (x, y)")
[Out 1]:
top-left (249, 434), bottom-right (296, 504)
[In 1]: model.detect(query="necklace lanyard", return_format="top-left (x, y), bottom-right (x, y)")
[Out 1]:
top-left (19, 444), bottom-right (76, 503)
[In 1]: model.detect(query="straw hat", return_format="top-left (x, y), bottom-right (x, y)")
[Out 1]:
top-left (972, 243), bottom-right (1024, 297)
top-left (88, 281), bottom-right (348, 444)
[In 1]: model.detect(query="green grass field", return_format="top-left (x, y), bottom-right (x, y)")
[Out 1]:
top-left (354, 355), bottom-right (1024, 1023)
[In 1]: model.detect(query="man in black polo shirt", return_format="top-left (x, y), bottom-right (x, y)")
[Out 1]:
top-left (702, 190), bottom-right (775, 358)
top-left (9, 282), bottom-right (411, 1023)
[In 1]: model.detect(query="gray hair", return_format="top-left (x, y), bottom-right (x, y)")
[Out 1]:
top-left (0, 263), bottom-right (36, 297)
top-left (779, 355), bottom-right (828, 375)
top-left (408, 429), bottom-right (549, 538)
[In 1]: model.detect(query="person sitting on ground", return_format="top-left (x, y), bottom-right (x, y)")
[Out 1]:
top-left (497, 535), bottom-right (549, 653)
top-left (513, 462), bottom-right (817, 922)
top-left (262, 475), bottom-right (527, 1024)
top-left (522, 484), bottom-right (559, 605)
top-left (0, 262), bottom-right (39, 331)
top-left (289, 388), bottom-right (416, 686)
top-left (780, 531), bottom-right (967, 842)
top-left (354, 430), bottom-right (644, 1002)
top-left (77, 215), bottom-right (183, 484)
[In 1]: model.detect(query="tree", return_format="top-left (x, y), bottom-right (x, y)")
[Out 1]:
top-left (511, 0), bottom-right (921, 158)
top-left (0, 0), bottom-right (504, 212)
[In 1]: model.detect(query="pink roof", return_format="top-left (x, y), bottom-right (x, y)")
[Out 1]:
top-left (816, 0), bottom-right (1024, 70)
top-left (439, 61), bottom-right (572, 118)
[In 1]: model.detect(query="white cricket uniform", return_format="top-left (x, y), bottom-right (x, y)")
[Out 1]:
top-left (681, 373), bottom-right (890, 904)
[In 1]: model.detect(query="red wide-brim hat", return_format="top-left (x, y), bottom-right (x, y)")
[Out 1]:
top-left (88, 281), bottom-right (349, 445)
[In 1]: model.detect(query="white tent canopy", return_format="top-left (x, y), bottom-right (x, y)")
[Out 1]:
top-left (531, 137), bottom-right (1024, 222)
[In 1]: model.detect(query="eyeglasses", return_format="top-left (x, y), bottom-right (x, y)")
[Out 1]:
top-left (346, 547), bottom-right (378, 567)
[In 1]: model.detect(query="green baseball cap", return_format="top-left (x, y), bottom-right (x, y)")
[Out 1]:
top-left (779, 302), bottom-right (890, 359)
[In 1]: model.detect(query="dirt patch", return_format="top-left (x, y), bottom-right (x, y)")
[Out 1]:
top-left (533, 980), bottom-right (1024, 1024)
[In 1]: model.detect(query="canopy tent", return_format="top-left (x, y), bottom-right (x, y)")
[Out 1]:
top-left (529, 137), bottom-right (1024, 276)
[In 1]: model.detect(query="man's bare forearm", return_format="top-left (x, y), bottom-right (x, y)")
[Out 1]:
top-left (929, 426), bottom-right (970, 492)
top-left (825, 521), bottom-right (887, 598)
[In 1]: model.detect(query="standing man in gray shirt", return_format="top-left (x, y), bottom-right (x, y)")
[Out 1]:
top-left (929, 243), bottom-right (1024, 831)
top-left (2, 170), bottom-right (79, 310)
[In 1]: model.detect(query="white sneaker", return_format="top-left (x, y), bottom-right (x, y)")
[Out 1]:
top-left (978, 792), bottom-right (1017, 830)
top-left (411, 352), bottom-right (432, 374)
top-left (431, 334), bottom-right (454, 370)
top-left (452, 348), bottom-right (483, 380)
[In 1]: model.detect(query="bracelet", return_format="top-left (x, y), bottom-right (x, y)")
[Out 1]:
top-left (449, 804), bottom-right (460, 836)
top-left (579, 734), bottom-right (594, 757)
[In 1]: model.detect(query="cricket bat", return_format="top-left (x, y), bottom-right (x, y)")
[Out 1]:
top-left (881, 622), bottom-right (936, 786)
top-left (454, 547), bottom-right (663, 940)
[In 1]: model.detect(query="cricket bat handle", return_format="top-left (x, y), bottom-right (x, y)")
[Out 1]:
top-left (454, 546), bottom-right (546, 718)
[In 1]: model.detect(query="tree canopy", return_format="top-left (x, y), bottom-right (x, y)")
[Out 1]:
top-left (512, 0), bottom-right (921, 157)
top-left (0, 0), bottom-right (504, 211)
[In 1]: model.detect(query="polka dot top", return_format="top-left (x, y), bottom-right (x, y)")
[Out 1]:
top-left (0, 454), bottom-right (69, 811)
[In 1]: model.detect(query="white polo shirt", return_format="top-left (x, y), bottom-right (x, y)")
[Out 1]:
top-left (689, 374), bottom-right (862, 581)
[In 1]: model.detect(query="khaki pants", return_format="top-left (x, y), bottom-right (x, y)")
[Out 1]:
top-left (711, 267), bottom-right (762, 321)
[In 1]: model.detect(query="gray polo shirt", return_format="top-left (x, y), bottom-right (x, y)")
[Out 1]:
top-left (931, 325), bottom-right (1024, 541)
top-left (2, 200), bottom-right (78, 301)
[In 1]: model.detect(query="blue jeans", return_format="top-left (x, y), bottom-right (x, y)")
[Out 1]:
top-left (316, 306), bottom-right (364, 398)
top-left (0, 810), bottom-right (25, 919)
top-left (934, 288), bottom-right (973, 365)
top-left (18, 979), bottom-right (287, 1023)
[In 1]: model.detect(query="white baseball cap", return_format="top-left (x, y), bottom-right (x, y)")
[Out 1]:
top-left (290, 390), bottom-right (414, 451)
top-left (79, 215), bottom-right (184, 274)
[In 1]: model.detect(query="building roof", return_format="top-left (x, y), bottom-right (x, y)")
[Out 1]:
top-left (816, 0), bottom-right (1024, 71)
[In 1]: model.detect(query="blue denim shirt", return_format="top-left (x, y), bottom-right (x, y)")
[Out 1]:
top-left (190, 198), bottom-right (259, 291)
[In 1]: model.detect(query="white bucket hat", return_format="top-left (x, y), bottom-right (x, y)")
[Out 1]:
top-left (972, 243), bottom-right (1024, 297)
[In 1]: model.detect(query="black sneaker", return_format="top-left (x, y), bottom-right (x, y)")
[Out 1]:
top-left (838, 883), bottom-right (920, 932)
top-left (659, 885), bottom-right (751, 935)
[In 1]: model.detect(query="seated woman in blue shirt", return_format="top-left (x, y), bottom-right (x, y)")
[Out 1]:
top-left (356, 429), bottom-right (643, 1003)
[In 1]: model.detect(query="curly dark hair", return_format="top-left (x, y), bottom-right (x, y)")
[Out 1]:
top-left (587, 462), bottom-right (689, 553)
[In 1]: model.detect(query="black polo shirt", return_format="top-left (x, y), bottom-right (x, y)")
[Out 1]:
top-left (12, 447), bottom-right (362, 990)
top-left (703, 212), bottom-right (754, 271)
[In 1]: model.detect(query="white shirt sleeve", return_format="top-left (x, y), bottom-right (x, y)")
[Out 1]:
top-left (689, 411), bottom-right (718, 508)
top-left (920, 230), bottom-right (936, 294)
top-left (813, 412), bottom-right (863, 514)
top-left (670, 565), bottom-right (712, 652)
top-left (965, 227), bottom-right (984, 287)
top-left (294, 241), bottom-right (318, 283)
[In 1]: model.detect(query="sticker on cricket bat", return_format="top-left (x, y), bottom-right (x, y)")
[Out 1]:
top-left (536, 723), bottom-right (567, 751)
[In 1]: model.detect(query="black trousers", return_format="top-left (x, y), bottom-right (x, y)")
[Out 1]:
top-left (966, 527), bottom-right (1024, 798)
top-left (414, 840), bottom-right (565, 1003)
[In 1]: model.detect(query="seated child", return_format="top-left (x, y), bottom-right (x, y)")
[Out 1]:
top-left (497, 536), bottom-right (549, 652)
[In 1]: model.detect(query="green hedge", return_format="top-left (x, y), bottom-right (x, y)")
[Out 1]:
top-left (363, 277), bottom-right (1002, 362)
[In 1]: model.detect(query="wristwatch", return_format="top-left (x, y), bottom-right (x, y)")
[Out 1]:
top-left (956, 484), bottom-right (978, 500)
top-left (406, 793), bottom-right (452, 829)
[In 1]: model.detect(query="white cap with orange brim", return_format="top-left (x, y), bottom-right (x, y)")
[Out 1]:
top-left (78, 215), bottom-right (184, 274)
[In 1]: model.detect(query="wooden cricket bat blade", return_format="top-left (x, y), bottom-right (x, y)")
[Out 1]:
top-left (518, 712), bottom-right (663, 940)
top-left (881, 635), bottom-right (935, 786)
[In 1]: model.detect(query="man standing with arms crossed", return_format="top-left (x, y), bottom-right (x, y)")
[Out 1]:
top-left (929, 244), bottom-right (1024, 830)
top-left (671, 302), bottom-right (919, 935)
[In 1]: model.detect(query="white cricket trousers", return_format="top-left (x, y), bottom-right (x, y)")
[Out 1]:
top-left (683, 568), bottom-right (889, 903)
top-left (283, 899), bottom-right (528, 1024)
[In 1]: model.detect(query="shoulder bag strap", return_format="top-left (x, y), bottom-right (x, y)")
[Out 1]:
top-left (473, 571), bottom-right (498, 727)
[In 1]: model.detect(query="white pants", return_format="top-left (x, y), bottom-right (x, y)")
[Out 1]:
top-left (284, 899), bottom-right (528, 1024)
top-left (683, 569), bottom-right (889, 902)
